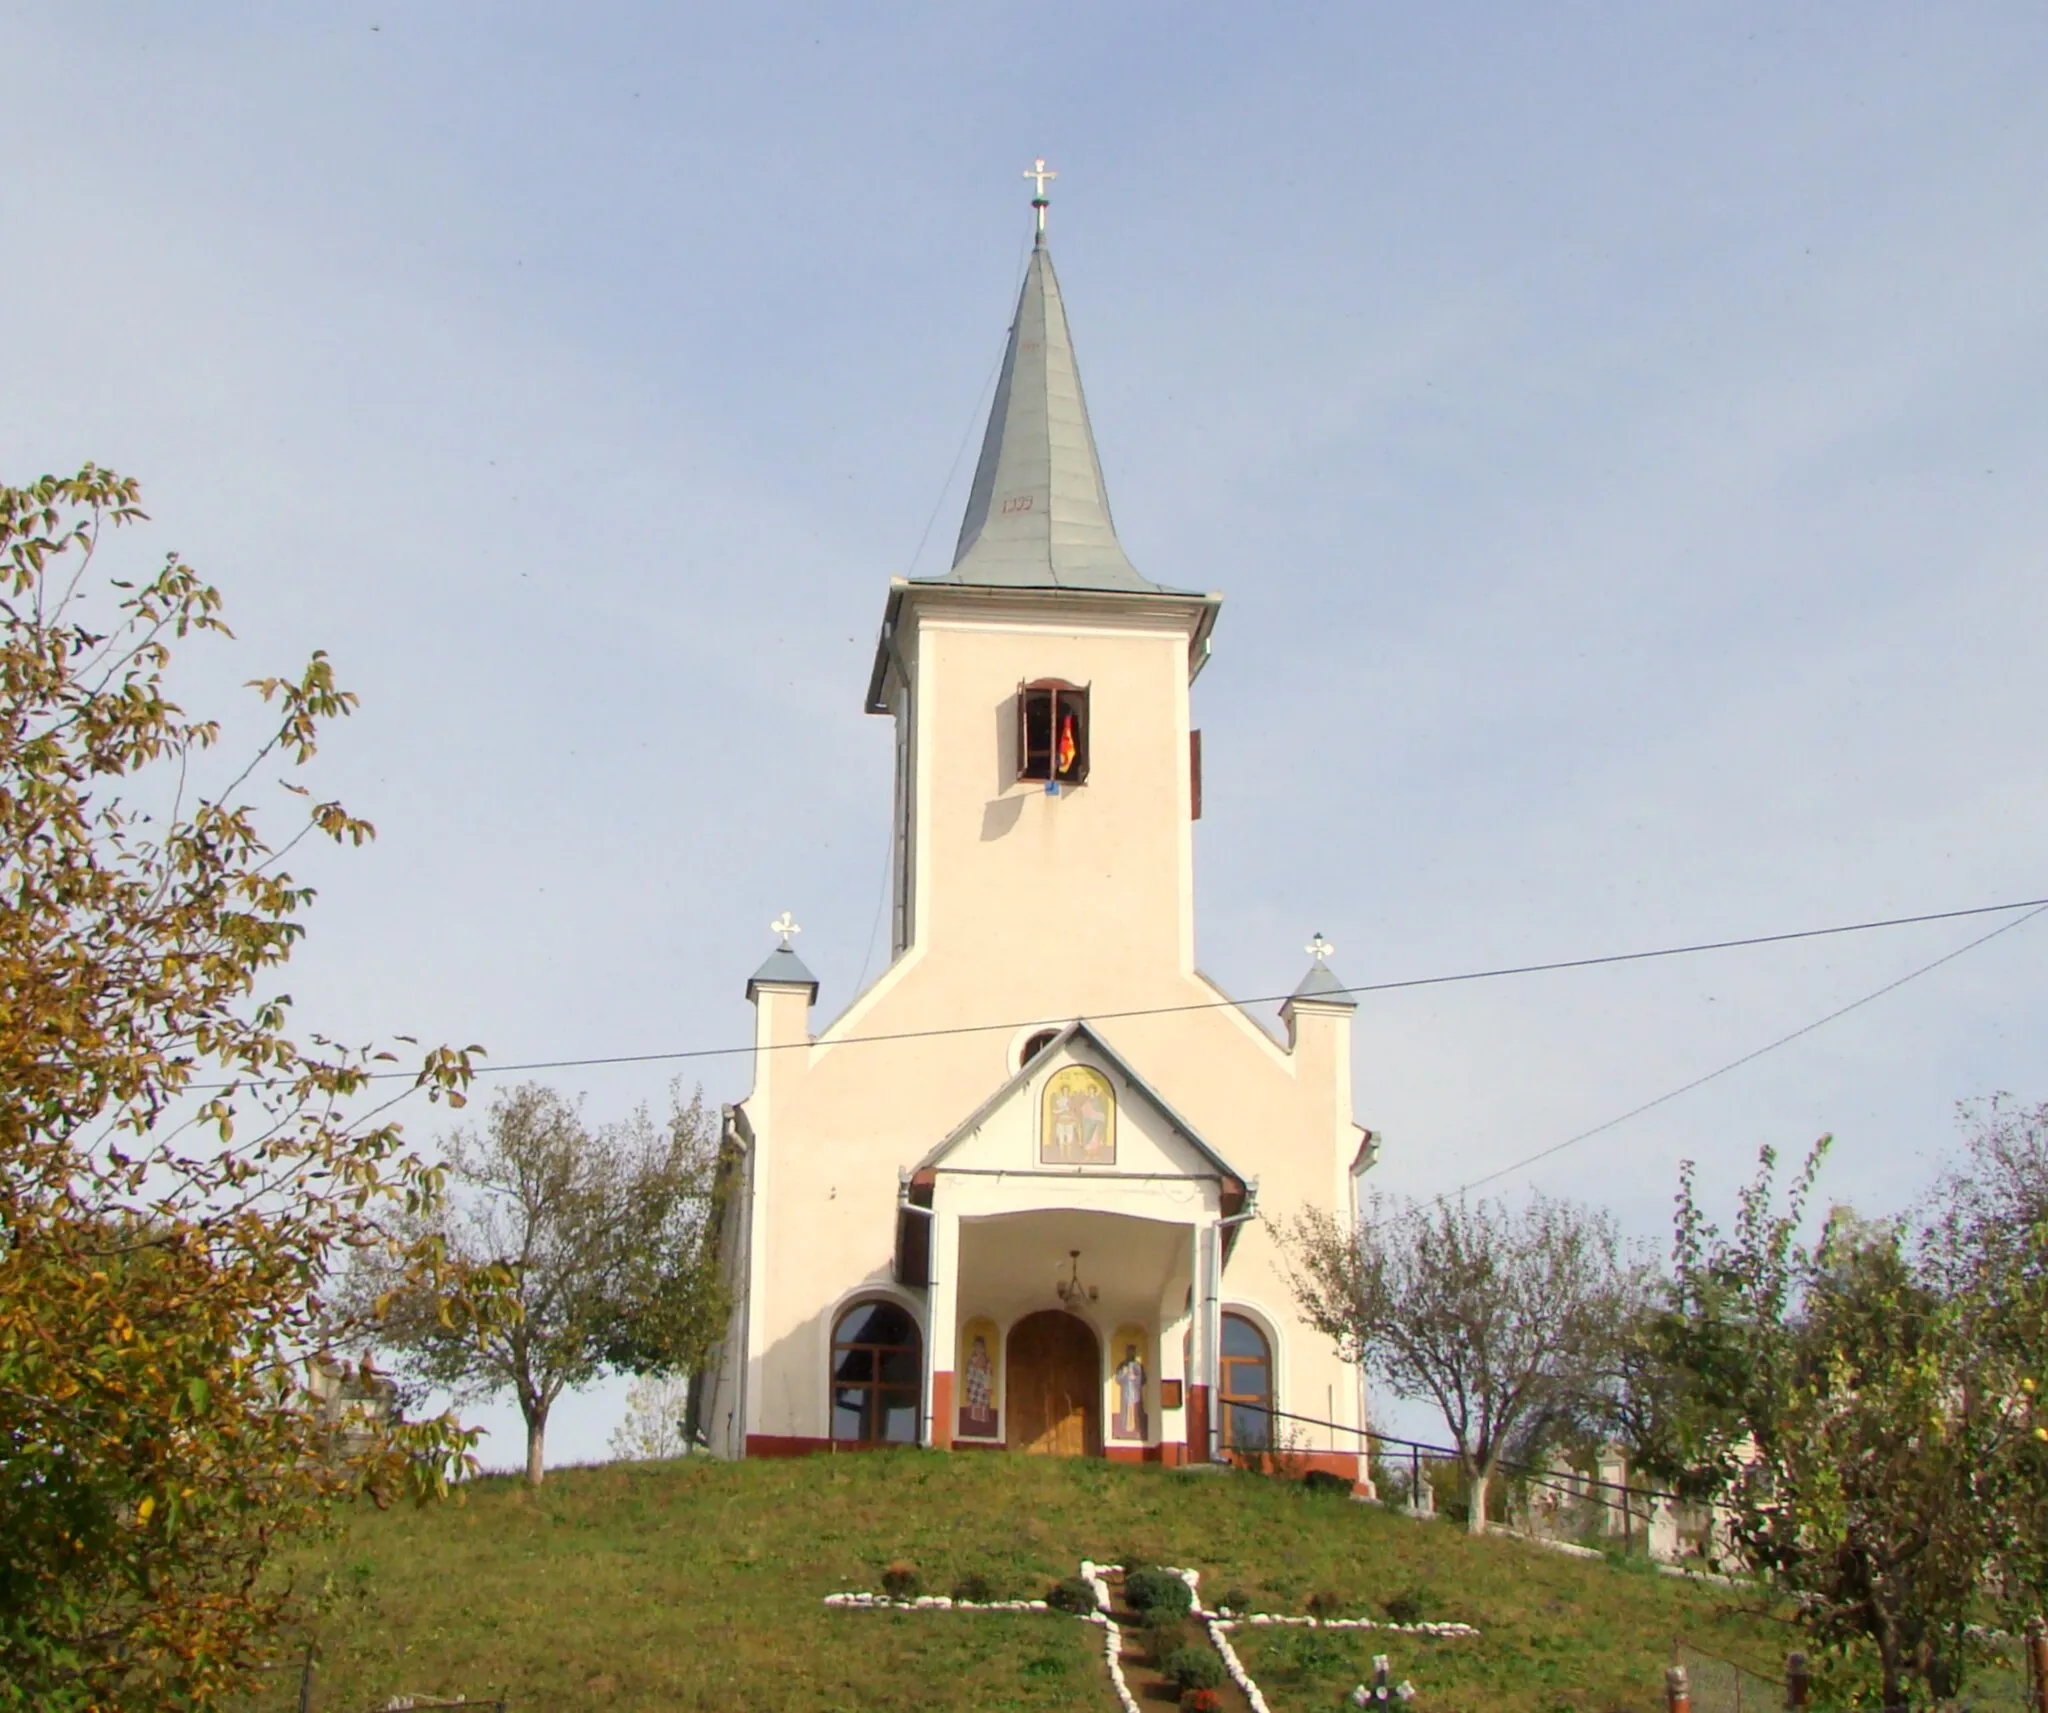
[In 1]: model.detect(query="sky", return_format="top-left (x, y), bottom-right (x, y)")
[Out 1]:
top-left (7, 2), bottom-right (2045, 1467)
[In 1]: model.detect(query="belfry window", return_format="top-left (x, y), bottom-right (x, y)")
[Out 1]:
top-left (830, 1300), bottom-right (922, 1446)
top-left (1018, 681), bottom-right (1089, 786)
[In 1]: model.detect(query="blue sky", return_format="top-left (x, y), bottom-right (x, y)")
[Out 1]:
top-left (8, 3), bottom-right (2045, 1465)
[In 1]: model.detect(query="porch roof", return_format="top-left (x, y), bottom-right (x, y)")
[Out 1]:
top-left (904, 1019), bottom-right (1249, 1208)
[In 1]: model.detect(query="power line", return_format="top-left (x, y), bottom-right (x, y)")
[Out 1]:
top-left (291, 890), bottom-right (2046, 1088)
top-left (1451, 901), bottom-right (2048, 1195)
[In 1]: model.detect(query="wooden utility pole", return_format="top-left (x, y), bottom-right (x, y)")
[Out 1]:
top-left (2026, 1616), bottom-right (2048, 1713)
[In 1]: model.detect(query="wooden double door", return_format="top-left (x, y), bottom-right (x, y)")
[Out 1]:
top-left (1005, 1310), bottom-right (1101, 1457)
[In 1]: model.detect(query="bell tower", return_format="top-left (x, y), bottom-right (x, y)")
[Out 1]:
top-left (863, 172), bottom-right (1220, 1010)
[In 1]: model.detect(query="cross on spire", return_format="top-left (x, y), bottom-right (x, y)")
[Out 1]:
top-left (771, 911), bottom-right (801, 948)
top-left (1023, 157), bottom-right (1057, 237)
top-left (1307, 932), bottom-right (1336, 964)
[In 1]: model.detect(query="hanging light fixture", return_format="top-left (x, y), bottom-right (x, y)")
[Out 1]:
top-left (1056, 1249), bottom-right (1097, 1309)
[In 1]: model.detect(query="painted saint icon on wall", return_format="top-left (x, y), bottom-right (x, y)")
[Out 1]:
top-left (1041, 1065), bottom-right (1116, 1166)
top-left (1111, 1323), bottom-right (1149, 1442)
top-left (957, 1316), bottom-right (1001, 1439)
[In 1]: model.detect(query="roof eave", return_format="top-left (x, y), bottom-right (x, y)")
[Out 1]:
top-left (863, 581), bottom-right (911, 716)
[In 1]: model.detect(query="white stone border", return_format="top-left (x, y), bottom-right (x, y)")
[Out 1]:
top-left (822, 1556), bottom-right (1473, 1710)
top-left (1078, 1560), bottom-right (1142, 1713)
top-left (1170, 1564), bottom-right (1278, 1713)
top-left (821, 1591), bottom-right (1050, 1611)
top-left (1223, 1615), bottom-right (1478, 1637)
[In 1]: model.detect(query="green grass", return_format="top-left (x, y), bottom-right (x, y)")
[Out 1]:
top-left (265, 1453), bottom-right (1791, 1713)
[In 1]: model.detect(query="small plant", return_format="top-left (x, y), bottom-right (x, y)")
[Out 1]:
top-left (1381, 1586), bottom-right (1431, 1625)
top-left (1218, 1585), bottom-right (1253, 1615)
top-left (880, 1560), bottom-right (918, 1599)
top-left (950, 1571), bottom-right (997, 1604)
top-left (1046, 1575), bottom-right (1098, 1615)
top-left (1125, 1566), bottom-right (1194, 1619)
top-left (1308, 1588), bottom-right (1345, 1620)
top-left (1145, 1616), bottom-right (1187, 1662)
top-left (1163, 1645), bottom-right (1226, 1693)
top-left (1182, 1689), bottom-right (1223, 1712)
top-left (1304, 1468), bottom-right (1352, 1497)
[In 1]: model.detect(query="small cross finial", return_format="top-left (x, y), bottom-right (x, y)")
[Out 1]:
top-left (1023, 157), bottom-right (1057, 237)
top-left (1307, 932), bottom-right (1336, 964)
top-left (771, 911), bottom-right (801, 949)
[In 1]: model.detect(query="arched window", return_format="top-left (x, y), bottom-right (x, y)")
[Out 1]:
top-left (1219, 1312), bottom-right (1273, 1451)
top-left (1020, 1028), bottom-right (1060, 1068)
top-left (830, 1299), bottom-right (922, 1446)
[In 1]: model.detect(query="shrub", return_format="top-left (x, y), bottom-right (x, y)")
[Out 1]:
top-left (880, 1560), bottom-right (918, 1599)
top-left (1046, 1576), bottom-right (1098, 1615)
top-left (1307, 1589), bottom-right (1345, 1620)
top-left (1182, 1690), bottom-right (1224, 1713)
top-left (1145, 1617), bottom-right (1188, 1662)
top-left (1125, 1566), bottom-right (1194, 1618)
top-left (1304, 1469), bottom-right (1353, 1497)
top-left (1163, 1645), bottom-right (1226, 1692)
top-left (951, 1571), bottom-right (997, 1604)
top-left (1218, 1586), bottom-right (1253, 1615)
top-left (1381, 1586), bottom-right (1431, 1625)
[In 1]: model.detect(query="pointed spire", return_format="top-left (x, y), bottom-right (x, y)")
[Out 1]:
top-left (945, 223), bottom-right (1162, 592)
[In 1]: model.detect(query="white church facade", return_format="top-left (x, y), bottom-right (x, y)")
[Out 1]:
top-left (693, 182), bottom-right (1377, 1485)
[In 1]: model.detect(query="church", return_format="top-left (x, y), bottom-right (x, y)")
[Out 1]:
top-left (694, 170), bottom-right (1377, 1487)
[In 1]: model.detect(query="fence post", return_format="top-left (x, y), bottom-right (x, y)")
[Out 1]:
top-left (1784, 1650), bottom-right (1808, 1712)
top-left (2026, 1617), bottom-right (2047, 1713)
top-left (1666, 1664), bottom-right (1691, 1713)
top-left (295, 1641), bottom-right (315, 1713)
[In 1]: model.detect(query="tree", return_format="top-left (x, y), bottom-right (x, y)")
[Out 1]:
top-left (1286, 1191), bottom-right (1632, 1534)
top-left (356, 1080), bottom-right (726, 1486)
top-left (1923, 1098), bottom-right (2048, 1630)
top-left (0, 467), bottom-right (489, 1711)
top-left (1641, 1139), bottom-right (2046, 1709)
top-left (609, 1371), bottom-right (694, 1461)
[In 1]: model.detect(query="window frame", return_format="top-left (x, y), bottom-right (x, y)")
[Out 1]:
top-left (1017, 679), bottom-right (1090, 787)
top-left (1218, 1310), bottom-right (1274, 1452)
top-left (828, 1298), bottom-right (924, 1447)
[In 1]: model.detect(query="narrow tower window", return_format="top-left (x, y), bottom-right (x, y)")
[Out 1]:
top-left (1018, 680), bottom-right (1089, 786)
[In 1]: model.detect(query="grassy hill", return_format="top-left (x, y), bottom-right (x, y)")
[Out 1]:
top-left (267, 1452), bottom-right (1791, 1713)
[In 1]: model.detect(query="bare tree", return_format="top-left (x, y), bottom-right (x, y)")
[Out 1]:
top-left (1926, 1094), bottom-right (2048, 1288)
top-left (609, 1372), bottom-right (694, 1461)
top-left (354, 1080), bottom-right (726, 1486)
top-left (1286, 1192), bottom-right (1631, 1533)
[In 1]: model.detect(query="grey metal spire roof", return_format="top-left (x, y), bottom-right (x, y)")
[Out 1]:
top-left (942, 237), bottom-right (1164, 592)
top-left (1287, 960), bottom-right (1358, 1009)
top-left (746, 944), bottom-right (818, 1003)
